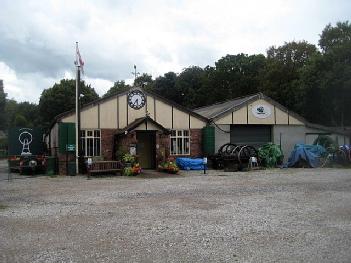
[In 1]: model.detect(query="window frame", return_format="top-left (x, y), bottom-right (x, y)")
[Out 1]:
top-left (80, 129), bottom-right (101, 157)
top-left (170, 129), bottom-right (191, 155)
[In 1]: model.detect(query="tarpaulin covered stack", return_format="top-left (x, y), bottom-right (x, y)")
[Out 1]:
top-left (176, 158), bottom-right (204, 170)
top-left (339, 145), bottom-right (351, 163)
top-left (285, 144), bottom-right (327, 168)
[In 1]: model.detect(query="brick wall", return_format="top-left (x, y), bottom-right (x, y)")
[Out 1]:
top-left (115, 131), bottom-right (137, 159)
top-left (58, 153), bottom-right (75, 175)
top-left (190, 129), bottom-right (202, 157)
top-left (57, 128), bottom-right (202, 174)
top-left (156, 132), bottom-right (170, 164)
top-left (101, 129), bottom-right (117, 160)
top-left (168, 128), bottom-right (202, 159)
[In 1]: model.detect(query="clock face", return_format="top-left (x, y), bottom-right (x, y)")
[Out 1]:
top-left (127, 90), bottom-right (146, 110)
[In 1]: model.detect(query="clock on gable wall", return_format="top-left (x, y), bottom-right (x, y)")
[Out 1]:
top-left (127, 90), bottom-right (146, 110)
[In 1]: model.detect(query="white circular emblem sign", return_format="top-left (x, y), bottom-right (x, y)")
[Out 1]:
top-left (252, 104), bottom-right (271, 119)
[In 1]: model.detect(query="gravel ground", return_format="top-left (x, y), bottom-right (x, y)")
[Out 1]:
top-left (0, 160), bottom-right (351, 263)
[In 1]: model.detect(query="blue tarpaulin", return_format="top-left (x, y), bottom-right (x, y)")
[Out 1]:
top-left (285, 144), bottom-right (327, 168)
top-left (176, 158), bottom-right (204, 170)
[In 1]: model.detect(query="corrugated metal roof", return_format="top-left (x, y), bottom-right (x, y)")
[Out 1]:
top-left (194, 94), bottom-right (258, 119)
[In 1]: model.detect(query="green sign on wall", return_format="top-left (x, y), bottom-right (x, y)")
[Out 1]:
top-left (66, 144), bottom-right (76, 152)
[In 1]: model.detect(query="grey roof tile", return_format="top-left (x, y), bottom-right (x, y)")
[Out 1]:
top-left (194, 94), bottom-right (258, 119)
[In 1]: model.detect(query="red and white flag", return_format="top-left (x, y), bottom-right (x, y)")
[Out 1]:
top-left (75, 42), bottom-right (85, 74)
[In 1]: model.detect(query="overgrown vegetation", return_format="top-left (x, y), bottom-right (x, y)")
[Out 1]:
top-left (0, 203), bottom-right (8, 210)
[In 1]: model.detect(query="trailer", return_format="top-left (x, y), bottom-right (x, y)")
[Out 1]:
top-left (7, 128), bottom-right (47, 174)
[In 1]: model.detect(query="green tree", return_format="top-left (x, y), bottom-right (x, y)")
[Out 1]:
top-left (319, 21), bottom-right (351, 53)
top-left (4, 100), bottom-right (40, 129)
top-left (0, 81), bottom-right (7, 130)
top-left (301, 21), bottom-right (351, 126)
top-left (175, 66), bottom-right (206, 108)
top-left (104, 80), bottom-right (131, 97)
top-left (39, 79), bottom-right (99, 128)
top-left (261, 41), bottom-right (318, 113)
top-left (13, 113), bottom-right (28, 127)
top-left (134, 73), bottom-right (154, 90)
top-left (213, 54), bottom-right (266, 100)
top-left (153, 72), bottom-right (179, 101)
top-left (4, 99), bottom-right (17, 128)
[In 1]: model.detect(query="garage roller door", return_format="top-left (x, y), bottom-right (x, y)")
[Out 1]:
top-left (230, 125), bottom-right (272, 147)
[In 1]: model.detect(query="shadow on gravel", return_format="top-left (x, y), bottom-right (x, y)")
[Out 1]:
top-left (88, 170), bottom-right (184, 180)
top-left (0, 173), bottom-right (47, 182)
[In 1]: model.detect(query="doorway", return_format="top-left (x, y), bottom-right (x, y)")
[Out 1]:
top-left (136, 131), bottom-right (156, 169)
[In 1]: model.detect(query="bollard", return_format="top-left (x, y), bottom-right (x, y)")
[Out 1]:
top-left (203, 157), bottom-right (207, 175)
top-left (87, 157), bottom-right (92, 180)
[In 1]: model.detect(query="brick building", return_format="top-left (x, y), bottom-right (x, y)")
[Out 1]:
top-left (47, 88), bottom-right (350, 175)
top-left (47, 87), bottom-right (207, 174)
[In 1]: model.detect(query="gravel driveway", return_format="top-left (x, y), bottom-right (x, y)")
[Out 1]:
top-left (1, 160), bottom-right (351, 262)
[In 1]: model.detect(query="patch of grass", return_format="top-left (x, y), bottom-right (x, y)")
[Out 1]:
top-left (0, 203), bottom-right (8, 210)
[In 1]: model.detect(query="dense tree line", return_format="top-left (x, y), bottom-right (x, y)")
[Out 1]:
top-left (0, 21), bottom-right (350, 133)
top-left (0, 79), bottom-right (99, 131)
top-left (119, 21), bottom-right (349, 127)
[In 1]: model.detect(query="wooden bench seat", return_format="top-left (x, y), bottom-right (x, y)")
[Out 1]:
top-left (88, 161), bottom-right (124, 177)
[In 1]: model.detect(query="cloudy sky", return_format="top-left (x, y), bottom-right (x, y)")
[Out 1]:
top-left (0, 0), bottom-right (350, 103)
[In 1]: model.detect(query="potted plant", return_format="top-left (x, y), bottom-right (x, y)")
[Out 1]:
top-left (123, 163), bottom-right (142, 176)
top-left (122, 153), bottom-right (135, 167)
top-left (123, 166), bottom-right (133, 176)
top-left (157, 160), bottom-right (179, 174)
top-left (131, 163), bottom-right (142, 175)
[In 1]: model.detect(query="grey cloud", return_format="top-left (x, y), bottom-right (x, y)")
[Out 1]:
top-left (178, 44), bottom-right (218, 68)
top-left (0, 37), bottom-right (71, 77)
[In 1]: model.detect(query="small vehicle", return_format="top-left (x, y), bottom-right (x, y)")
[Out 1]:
top-left (8, 154), bottom-right (47, 175)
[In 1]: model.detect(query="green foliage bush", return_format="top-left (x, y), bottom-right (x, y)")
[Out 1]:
top-left (258, 143), bottom-right (284, 168)
top-left (313, 135), bottom-right (338, 152)
top-left (122, 153), bottom-right (135, 164)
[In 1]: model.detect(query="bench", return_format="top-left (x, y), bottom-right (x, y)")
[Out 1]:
top-left (87, 161), bottom-right (124, 177)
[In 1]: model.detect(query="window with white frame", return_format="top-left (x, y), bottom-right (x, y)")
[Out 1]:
top-left (80, 130), bottom-right (101, 157)
top-left (170, 130), bottom-right (190, 155)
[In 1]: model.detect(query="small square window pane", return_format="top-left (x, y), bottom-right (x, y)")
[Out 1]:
top-left (184, 138), bottom-right (190, 154)
top-left (171, 130), bottom-right (176, 137)
top-left (177, 138), bottom-right (183, 154)
top-left (87, 138), bottom-right (93, 156)
top-left (171, 138), bottom-right (176, 154)
top-left (94, 130), bottom-right (100, 137)
top-left (94, 138), bottom-right (100, 156)
top-left (87, 131), bottom-right (93, 137)
top-left (183, 130), bottom-right (189, 137)
top-left (177, 130), bottom-right (182, 136)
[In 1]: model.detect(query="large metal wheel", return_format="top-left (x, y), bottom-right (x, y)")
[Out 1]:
top-left (229, 146), bottom-right (241, 159)
top-left (218, 143), bottom-right (236, 156)
top-left (238, 145), bottom-right (258, 164)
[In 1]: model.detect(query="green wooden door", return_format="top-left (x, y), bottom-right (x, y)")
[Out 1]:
top-left (136, 131), bottom-right (156, 169)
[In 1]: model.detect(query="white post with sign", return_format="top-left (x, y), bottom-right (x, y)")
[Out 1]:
top-left (203, 157), bottom-right (208, 174)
